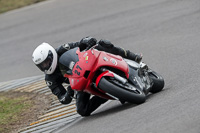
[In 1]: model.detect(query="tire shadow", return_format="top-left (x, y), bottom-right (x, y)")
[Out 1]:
top-left (69, 88), bottom-right (171, 127)
top-left (89, 102), bottom-right (139, 118)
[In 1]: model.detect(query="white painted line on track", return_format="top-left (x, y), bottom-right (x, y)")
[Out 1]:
top-left (0, 75), bottom-right (113, 133)
top-left (0, 75), bottom-right (81, 133)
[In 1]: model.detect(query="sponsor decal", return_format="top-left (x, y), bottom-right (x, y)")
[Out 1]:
top-left (83, 52), bottom-right (88, 57)
top-left (103, 57), bottom-right (108, 61)
top-left (71, 79), bottom-right (74, 85)
top-left (46, 81), bottom-right (53, 86)
top-left (110, 58), bottom-right (117, 66)
top-left (35, 58), bottom-right (41, 63)
top-left (69, 61), bottom-right (75, 70)
top-left (85, 56), bottom-right (89, 60)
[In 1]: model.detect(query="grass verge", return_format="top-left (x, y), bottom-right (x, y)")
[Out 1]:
top-left (0, 0), bottom-right (47, 14)
top-left (0, 91), bottom-right (50, 133)
top-left (0, 92), bottom-right (31, 133)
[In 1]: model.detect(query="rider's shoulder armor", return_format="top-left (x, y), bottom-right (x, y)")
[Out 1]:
top-left (56, 45), bottom-right (69, 56)
top-left (45, 67), bottom-right (65, 89)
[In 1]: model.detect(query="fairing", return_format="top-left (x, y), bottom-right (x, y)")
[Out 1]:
top-left (62, 48), bottom-right (129, 99)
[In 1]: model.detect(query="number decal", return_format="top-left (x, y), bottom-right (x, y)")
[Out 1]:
top-left (74, 65), bottom-right (82, 75)
top-left (75, 70), bottom-right (80, 75)
top-left (76, 65), bottom-right (82, 70)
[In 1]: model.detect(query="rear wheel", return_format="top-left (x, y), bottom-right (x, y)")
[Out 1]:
top-left (148, 70), bottom-right (164, 93)
top-left (98, 77), bottom-right (146, 104)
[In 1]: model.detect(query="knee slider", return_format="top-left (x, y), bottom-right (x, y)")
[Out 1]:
top-left (76, 108), bottom-right (90, 117)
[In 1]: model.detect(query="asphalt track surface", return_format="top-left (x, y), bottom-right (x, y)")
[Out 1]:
top-left (0, 0), bottom-right (200, 133)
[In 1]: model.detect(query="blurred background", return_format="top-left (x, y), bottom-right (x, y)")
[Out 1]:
top-left (0, 0), bottom-right (200, 132)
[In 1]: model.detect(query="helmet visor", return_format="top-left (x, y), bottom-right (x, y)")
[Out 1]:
top-left (36, 51), bottom-right (53, 72)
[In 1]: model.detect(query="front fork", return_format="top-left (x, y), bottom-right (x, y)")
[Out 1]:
top-left (128, 63), bottom-right (153, 95)
top-left (100, 68), bottom-right (128, 84)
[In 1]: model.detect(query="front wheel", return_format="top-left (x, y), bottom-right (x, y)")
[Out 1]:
top-left (98, 77), bottom-right (146, 104)
top-left (148, 70), bottom-right (164, 93)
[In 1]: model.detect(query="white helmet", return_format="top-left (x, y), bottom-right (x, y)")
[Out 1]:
top-left (32, 42), bottom-right (58, 74)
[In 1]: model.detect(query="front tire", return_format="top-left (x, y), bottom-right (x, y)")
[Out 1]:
top-left (98, 77), bottom-right (146, 104)
top-left (148, 70), bottom-right (164, 93)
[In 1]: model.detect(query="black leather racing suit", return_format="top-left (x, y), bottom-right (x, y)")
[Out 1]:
top-left (45, 38), bottom-right (140, 116)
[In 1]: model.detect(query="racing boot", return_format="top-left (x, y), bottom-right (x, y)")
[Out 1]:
top-left (126, 50), bottom-right (143, 63)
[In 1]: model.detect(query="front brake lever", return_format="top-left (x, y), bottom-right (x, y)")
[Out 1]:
top-left (86, 44), bottom-right (98, 54)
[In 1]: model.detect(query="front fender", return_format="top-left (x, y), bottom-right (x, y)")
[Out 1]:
top-left (96, 71), bottom-right (114, 87)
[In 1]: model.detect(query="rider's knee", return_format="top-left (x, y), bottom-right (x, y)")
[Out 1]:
top-left (76, 109), bottom-right (90, 117)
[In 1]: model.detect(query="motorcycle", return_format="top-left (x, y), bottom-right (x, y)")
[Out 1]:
top-left (59, 45), bottom-right (164, 104)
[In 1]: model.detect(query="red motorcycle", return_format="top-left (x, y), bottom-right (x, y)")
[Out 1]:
top-left (59, 45), bottom-right (164, 104)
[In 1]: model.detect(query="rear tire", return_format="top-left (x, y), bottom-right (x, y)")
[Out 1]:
top-left (148, 70), bottom-right (164, 93)
top-left (98, 77), bottom-right (146, 104)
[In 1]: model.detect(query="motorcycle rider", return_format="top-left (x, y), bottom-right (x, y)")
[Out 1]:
top-left (32, 36), bottom-right (142, 116)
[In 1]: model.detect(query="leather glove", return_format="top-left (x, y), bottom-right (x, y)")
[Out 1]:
top-left (67, 86), bottom-right (74, 98)
top-left (80, 36), bottom-right (97, 48)
top-left (59, 86), bottom-right (74, 104)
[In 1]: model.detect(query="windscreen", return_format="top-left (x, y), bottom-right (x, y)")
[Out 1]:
top-left (59, 48), bottom-right (79, 75)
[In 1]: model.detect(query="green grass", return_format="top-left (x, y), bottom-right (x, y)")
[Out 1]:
top-left (0, 0), bottom-right (46, 14)
top-left (0, 92), bottom-right (32, 133)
